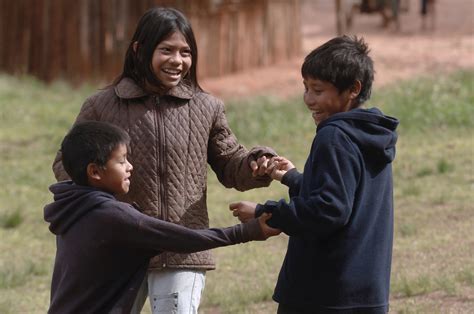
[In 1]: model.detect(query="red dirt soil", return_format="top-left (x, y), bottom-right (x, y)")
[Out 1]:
top-left (201, 0), bottom-right (474, 102)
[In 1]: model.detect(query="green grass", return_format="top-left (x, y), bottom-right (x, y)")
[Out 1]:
top-left (372, 70), bottom-right (474, 133)
top-left (0, 69), bottom-right (473, 313)
top-left (0, 75), bottom-right (96, 313)
top-left (0, 260), bottom-right (47, 289)
top-left (0, 209), bottom-right (23, 229)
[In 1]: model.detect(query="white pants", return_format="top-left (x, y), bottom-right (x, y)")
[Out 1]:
top-left (132, 269), bottom-right (206, 314)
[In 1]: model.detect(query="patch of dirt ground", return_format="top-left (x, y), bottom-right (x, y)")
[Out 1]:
top-left (201, 0), bottom-right (474, 101)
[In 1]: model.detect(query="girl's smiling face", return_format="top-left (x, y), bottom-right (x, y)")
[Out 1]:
top-left (151, 31), bottom-right (192, 90)
top-left (303, 77), bottom-right (356, 125)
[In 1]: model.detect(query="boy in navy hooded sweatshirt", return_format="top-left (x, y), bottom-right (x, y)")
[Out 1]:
top-left (230, 36), bottom-right (399, 313)
top-left (44, 121), bottom-right (279, 314)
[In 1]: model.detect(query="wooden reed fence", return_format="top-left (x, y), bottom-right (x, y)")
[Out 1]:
top-left (0, 0), bottom-right (301, 83)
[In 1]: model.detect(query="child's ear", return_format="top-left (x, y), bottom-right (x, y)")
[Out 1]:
top-left (349, 80), bottom-right (362, 100)
top-left (87, 163), bottom-right (102, 182)
top-left (132, 41), bottom-right (139, 53)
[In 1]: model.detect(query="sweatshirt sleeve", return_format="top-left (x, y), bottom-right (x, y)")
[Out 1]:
top-left (52, 96), bottom-right (100, 181)
top-left (110, 205), bottom-right (265, 254)
top-left (259, 127), bottom-right (361, 237)
top-left (207, 100), bottom-right (277, 191)
top-left (281, 168), bottom-right (303, 197)
top-left (255, 168), bottom-right (303, 218)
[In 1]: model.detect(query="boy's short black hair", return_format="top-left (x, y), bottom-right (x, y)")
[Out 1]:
top-left (61, 121), bottom-right (130, 186)
top-left (301, 35), bottom-right (374, 105)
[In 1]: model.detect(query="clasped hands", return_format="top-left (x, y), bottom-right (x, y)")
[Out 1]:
top-left (250, 155), bottom-right (294, 181)
top-left (235, 156), bottom-right (296, 238)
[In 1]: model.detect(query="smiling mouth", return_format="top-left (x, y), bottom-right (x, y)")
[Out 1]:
top-left (311, 110), bottom-right (324, 122)
top-left (162, 68), bottom-right (181, 77)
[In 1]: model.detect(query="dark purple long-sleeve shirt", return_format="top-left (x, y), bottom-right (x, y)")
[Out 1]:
top-left (44, 181), bottom-right (264, 314)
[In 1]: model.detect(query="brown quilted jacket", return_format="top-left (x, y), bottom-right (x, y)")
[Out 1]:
top-left (52, 77), bottom-right (276, 270)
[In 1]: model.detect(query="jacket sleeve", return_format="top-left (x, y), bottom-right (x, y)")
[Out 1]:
top-left (110, 206), bottom-right (266, 254)
top-left (52, 97), bottom-right (99, 181)
top-left (207, 100), bottom-right (277, 191)
top-left (258, 128), bottom-right (361, 237)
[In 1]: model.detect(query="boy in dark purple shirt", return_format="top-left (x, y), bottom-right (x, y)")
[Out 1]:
top-left (44, 121), bottom-right (279, 314)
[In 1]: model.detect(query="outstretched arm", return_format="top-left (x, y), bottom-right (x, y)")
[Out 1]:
top-left (111, 204), bottom-right (280, 255)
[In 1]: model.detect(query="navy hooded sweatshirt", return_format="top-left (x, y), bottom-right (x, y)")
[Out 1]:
top-left (256, 108), bottom-right (398, 313)
top-left (44, 181), bottom-right (264, 314)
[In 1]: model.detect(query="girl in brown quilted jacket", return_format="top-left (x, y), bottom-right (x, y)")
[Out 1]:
top-left (52, 7), bottom-right (276, 314)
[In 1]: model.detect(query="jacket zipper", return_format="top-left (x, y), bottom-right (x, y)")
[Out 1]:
top-left (155, 96), bottom-right (168, 268)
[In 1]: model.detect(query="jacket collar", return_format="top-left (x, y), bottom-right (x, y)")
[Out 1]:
top-left (114, 77), bottom-right (195, 100)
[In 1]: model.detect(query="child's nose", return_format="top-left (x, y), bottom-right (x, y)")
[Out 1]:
top-left (169, 53), bottom-right (182, 64)
top-left (304, 91), bottom-right (317, 106)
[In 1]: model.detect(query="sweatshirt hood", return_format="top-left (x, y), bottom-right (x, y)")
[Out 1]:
top-left (317, 107), bottom-right (399, 164)
top-left (44, 181), bottom-right (115, 235)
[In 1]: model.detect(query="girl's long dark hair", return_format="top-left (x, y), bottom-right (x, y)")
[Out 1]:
top-left (114, 7), bottom-right (201, 91)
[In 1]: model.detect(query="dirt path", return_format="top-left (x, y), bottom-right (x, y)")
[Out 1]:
top-left (201, 0), bottom-right (474, 102)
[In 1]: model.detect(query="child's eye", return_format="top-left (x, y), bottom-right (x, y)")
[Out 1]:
top-left (181, 50), bottom-right (191, 57)
top-left (159, 47), bottom-right (171, 53)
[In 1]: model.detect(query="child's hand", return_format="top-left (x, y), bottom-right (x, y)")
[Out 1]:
top-left (229, 201), bottom-right (257, 223)
top-left (258, 213), bottom-right (281, 239)
top-left (250, 155), bottom-right (270, 177)
top-left (266, 156), bottom-right (295, 181)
